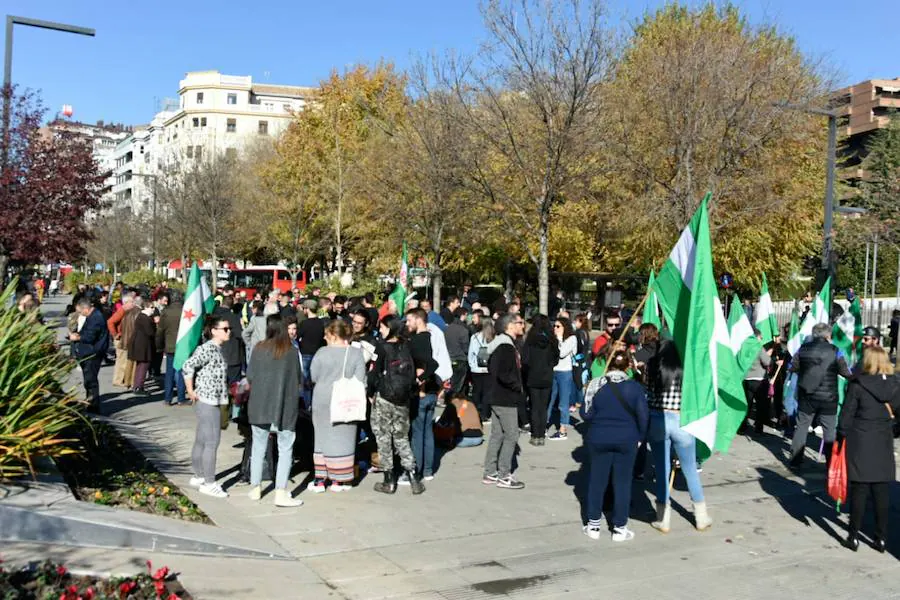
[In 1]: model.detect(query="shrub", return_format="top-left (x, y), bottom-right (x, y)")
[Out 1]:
top-left (122, 269), bottom-right (166, 287)
top-left (63, 271), bottom-right (85, 293)
top-left (0, 279), bottom-right (87, 480)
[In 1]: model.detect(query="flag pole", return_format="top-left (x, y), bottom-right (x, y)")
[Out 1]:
top-left (600, 291), bottom-right (650, 378)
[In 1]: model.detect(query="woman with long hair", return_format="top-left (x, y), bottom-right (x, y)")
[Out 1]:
top-left (182, 315), bottom-right (232, 498)
top-left (548, 316), bottom-right (576, 440)
top-left (838, 347), bottom-right (900, 552)
top-left (571, 314), bottom-right (591, 410)
top-left (369, 315), bottom-right (424, 495)
top-left (247, 314), bottom-right (304, 507)
top-left (580, 349), bottom-right (648, 542)
top-left (467, 317), bottom-right (495, 423)
top-left (646, 340), bottom-right (711, 532)
top-left (522, 314), bottom-right (558, 446)
top-left (310, 319), bottom-right (367, 492)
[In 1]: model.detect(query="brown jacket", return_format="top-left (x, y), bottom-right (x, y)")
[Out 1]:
top-left (451, 398), bottom-right (483, 437)
top-left (120, 307), bottom-right (140, 349)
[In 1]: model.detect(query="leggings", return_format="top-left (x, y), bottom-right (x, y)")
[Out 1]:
top-left (191, 402), bottom-right (222, 483)
top-left (849, 481), bottom-right (890, 541)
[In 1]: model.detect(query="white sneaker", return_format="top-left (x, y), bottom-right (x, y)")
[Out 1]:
top-left (198, 482), bottom-right (228, 498)
top-left (397, 474), bottom-right (411, 486)
top-left (310, 480), bottom-right (327, 494)
top-left (611, 526), bottom-right (635, 542)
top-left (582, 525), bottom-right (601, 540)
top-left (189, 476), bottom-right (205, 488)
top-left (329, 483), bottom-right (352, 493)
top-left (423, 474), bottom-right (435, 482)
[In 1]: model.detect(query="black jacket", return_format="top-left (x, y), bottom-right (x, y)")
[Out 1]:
top-left (838, 374), bottom-right (900, 482)
top-left (522, 331), bottom-right (558, 389)
top-left (409, 331), bottom-right (439, 394)
top-left (792, 338), bottom-right (851, 413)
top-left (76, 308), bottom-right (109, 361)
top-left (445, 321), bottom-right (470, 362)
top-left (488, 334), bottom-right (524, 407)
top-left (213, 306), bottom-right (244, 368)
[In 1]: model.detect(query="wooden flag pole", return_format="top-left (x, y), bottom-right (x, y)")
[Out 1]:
top-left (600, 291), bottom-right (651, 378)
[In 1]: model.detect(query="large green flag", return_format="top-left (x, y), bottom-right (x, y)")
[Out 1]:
top-left (788, 307), bottom-right (799, 345)
top-left (833, 295), bottom-right (862, 407)
top-left (655, 193), bottom-right (747, 456)
top-left (728, 294), bottom-right (762, 375)
top-left (642, 270), bottom-right (662, 329)
top-left (388, 242), bottom-right (408, 313)
top-left (755, 273), bottom-right (778, 345)
top-left (173, 263), bottom-right (217, 370)
top-left (786, 277), bottom-right (831, 356)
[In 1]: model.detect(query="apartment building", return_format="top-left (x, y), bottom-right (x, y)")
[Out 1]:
top-left (110, 110), bottom-right (172, 214)
top-left (41, 119), bottom-right (132, 198)
top-left (832, 77), bottom-right (900, 181)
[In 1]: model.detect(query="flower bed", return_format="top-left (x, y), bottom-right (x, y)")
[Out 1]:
top-left (55, 422), bottom-right (210, 524)
top-left (0, 559), bottom-right (192, 599)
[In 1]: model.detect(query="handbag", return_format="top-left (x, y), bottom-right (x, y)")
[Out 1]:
top-left (330, 346), bottom-right (367, 424)
top-left (827, 439), bottom-right (848, 508)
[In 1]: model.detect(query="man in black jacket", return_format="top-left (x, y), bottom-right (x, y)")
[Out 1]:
top-left (214, 295), bottom-right (245, 383)
top-left (482, 313), bottom-right (526, 489)
top-left (445, 307), bottom-right (470, 396)
top-left (789, 323), bottom-right (852, 468)
top-left (70, 297), bottom-right (110, 412)
top-left (156, 291), bottom-right (186, 405)
top-left (406, 308), bottom-right (439, 483)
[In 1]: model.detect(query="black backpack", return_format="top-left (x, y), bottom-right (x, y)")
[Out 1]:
top-left (379, 342), bottom-right (416, 402)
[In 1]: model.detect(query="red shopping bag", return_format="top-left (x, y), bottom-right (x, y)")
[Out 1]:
top-left (827, 440), bottom-right (847, 509)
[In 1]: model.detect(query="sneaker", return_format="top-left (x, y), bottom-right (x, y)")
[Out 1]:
top-left (198, 482), bottom-right (228, 498)
top-left (310, 479), bottom-right (327, 493)
top-left (548, 431), bottom-right (568, 441)
top-left (188, 476), bottom-right (205, 488)
top-left (423, 474), bottom-right (435, 482)
top-left (529, 437), bottom-right (539, 446)
top-left (496, 476), bottom-right (525, 490)
top-left (611, 526), bottom-right (635, 542)
top-left (482, 472), bottom-right (500, 485)
top-left (582, 525), bottom-right (602, 540)
top-left (397, 473), bottom-right (411, 486)
top-left (330, 483), bottom-right (352, 493)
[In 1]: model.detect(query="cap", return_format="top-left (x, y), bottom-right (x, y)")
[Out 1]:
top-left (863, 326), bottom-right (881, 339)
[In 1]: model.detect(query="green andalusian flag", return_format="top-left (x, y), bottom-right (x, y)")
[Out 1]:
top-left (755, 273), bottom-right (778, 346)
top-left (388, 242), bottom-right (408, 313)
top-left (833, 295), bottom-right (863, 407)
top-left (173, 263), bottom-right (216, 370)
top-left (787, 277), bottom-right (831, 356)
top-left (655, 193), bottom-right (747, 457)
top-left (642, 270), bottom-right (662, 329)
top-left (728, 294), bottom-right (762, 375)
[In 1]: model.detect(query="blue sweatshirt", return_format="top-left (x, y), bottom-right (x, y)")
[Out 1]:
top-left (580, 376), bottom-right (649, 445)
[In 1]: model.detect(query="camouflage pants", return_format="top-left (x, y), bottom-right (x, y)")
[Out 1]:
top-left (371, 397), bottom-right (416, 473)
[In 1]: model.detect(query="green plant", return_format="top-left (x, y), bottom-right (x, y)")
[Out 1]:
top-left (0, 278), bottom-right (88, 480)
top-left (63, 270), bottom-right (85, 293)
top-left (122, 269), bottom-right (167, 287)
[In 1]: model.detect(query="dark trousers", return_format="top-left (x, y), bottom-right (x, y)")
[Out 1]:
top-left (742, 379), bottom-right (769, 431)
top-left (790, 404), bottom-right (837, 469)
top-left (586, 441), bottom-right (637, 529)
top-left (150, 351), bottom-right (164, 377)
top-left (471, 373), bottom-right (490, 420)
top-left (82, 357), bottom-right (103, 408)
top-left (450, 360), bottom-right (468, 396)
top-left (528, 387), bottom-right (551, 439)
top-left (849, 481), bottom-right (890, 541)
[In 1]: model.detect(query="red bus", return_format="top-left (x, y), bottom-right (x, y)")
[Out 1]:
top-left (228, 266), bottom-right (307, 296)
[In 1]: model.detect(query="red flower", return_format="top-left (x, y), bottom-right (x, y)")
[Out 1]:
top-left (119, 580), bottom-right (137, 597)
top-left (152, 566), bottom-right (170, 581)
top-left (154, 580), bottom-right (166, 597)
top-left (85, 588), bottom-right (96, 600)
top-left (67, 585), bottom-right (78, 594)
top-left (57, 565), bottom-right (68, 576)
top-left (167, 595), bottom-right (179, 600)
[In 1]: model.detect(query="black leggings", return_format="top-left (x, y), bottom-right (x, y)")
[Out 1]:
top-left (849, 481), bottom-right (890, 541)
top-left (529, 387), bottom-right (551, 439)
top-left (471, 373), bottom-right (490, 421)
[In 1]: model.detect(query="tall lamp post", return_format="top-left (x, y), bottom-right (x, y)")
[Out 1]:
top-left (131, 172), bottom-right (159, 272)
top-left (2, 16), bottom-right (95, 166)
top-left (774, 102), bottom-right (839, 287)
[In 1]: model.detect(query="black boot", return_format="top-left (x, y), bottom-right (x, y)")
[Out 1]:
top-left (407, 471), bottom-right (425, 495)
top-left (374, 471), bottom-right (396, 494)
top-left (844, 533), bottom-right (859, 552)
top-left (874, 538), bottom-right (886, 553)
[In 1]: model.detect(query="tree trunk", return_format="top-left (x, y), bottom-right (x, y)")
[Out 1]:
top-left (432, 266), bottom-right (443, 311)
top-left (538, 208), bottom-right (550, 315)
top-left (0, 253), bottom-right (8, 288)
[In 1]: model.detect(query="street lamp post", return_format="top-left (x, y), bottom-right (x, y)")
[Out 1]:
top-left (131, 173), bottom-right (158, 271)
top-left (2, 15), bottom-right (95, 166)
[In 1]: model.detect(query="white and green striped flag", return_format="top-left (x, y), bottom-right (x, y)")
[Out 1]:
top-left (173, 262), bottom-right (217, 370)
top-left (755, 273), bottom-right (778, 345)
top-left (655, 193), bottom-right (747, 456)
top-left (786, 277), bottom-right (832, 356)
top-left (833, 295), bottom-right (862, 365)
top-left (728, 294), bottom-right (762, 375)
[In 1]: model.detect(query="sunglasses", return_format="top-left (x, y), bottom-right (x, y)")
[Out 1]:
top-left (215, 326), bottom-right (231, 332)
top-left (862, 336), bottom-right (875, 342)
top-left (606, 323), bottom-right (620, 328)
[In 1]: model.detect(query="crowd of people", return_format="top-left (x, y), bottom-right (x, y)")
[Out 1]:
top-left (60, 279), bottom-right (900, 549)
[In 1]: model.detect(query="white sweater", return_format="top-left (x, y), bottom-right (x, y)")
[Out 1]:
top-left (554, 336), bottom-right (576, 372)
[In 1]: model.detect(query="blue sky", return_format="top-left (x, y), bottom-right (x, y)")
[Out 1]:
top-left (5, 0), bottom-right (897, 126)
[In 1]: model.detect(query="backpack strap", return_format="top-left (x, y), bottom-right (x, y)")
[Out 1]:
top-left (607, 382), bottom-right (640, 429)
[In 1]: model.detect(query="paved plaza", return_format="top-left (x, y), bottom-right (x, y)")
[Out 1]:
top-left (3, 295), bottom-right (900, 599)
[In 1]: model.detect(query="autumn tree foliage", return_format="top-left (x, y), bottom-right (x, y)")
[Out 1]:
top-left (0, 86), bottom-right (104, 275)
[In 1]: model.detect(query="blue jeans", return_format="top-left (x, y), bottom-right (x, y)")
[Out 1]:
top-left (648, 410), bottom-right (705, 504)
top-left (164, 353), bottom-right (186, 405)
top-left (411, 394), bottom-right (436, 477)
top-left (249, 425), bottom-right (296, 490)
top-left (301, 354), bottom-right (314, 411)
top-left (456, 436), bottom-right (483, 448)
top-left (548, 371), bottom-right (574, 427)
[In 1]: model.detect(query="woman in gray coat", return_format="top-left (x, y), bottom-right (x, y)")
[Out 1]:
top-left (247, 314), bottom-right (304, 507)
top-left (310, 319), bottom-right (366, 493)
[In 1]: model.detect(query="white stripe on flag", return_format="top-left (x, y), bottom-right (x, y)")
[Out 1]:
top-left (670, 227), bottom-right (697, 291)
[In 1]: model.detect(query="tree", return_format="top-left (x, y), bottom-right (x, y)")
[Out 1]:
top-left (446, 0), bottom-right (614, 314)
top-left (156, 149), bottom-right (199, 282)
top-left (859, 114), bottom-right (900, 241)
top-left (87, 208), bottom-right (149, 277)
top-left (601, 3), bottom-right (827, 289)
top-left (187, 151), bottom-right (238, 272)
top-left (0, 86), bottom-right (104, 275)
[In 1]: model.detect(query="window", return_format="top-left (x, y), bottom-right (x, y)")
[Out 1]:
top-left (200, 117), bottom-right (207, 127)
top-left (196, 92), bottom-right (204, 104)
top-left (186, 145), bottom-right (194, 159)
top-left (227, 93), bottom-right (237, 105)
top-left (195, 145), bottom-right (202, 161)
top-left (283, 103), bottom-right (291, 112)
top-left (192, 117), bottom-right (199, 128)
top-left (225, 148), bottom-right (237, 160)
top-left (258, 120), bottom-right (269, 135)
top-left (226, 118), bottom-right (236, 133)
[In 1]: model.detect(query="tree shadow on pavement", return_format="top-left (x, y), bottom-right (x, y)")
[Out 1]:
top-left (756, 466), bottom-right (845, 545)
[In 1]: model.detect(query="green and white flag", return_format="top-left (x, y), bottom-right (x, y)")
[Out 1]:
top-left (786, 277), bottom-right (832, 356)
top-left (173, 263), bottom-right (216, 370)
top-left (788, 307), bottom-right (800, 345)
top-left (833, 295), bottom-right (862, 365)
top-left (388, 242), bottom-right (408, 313)
top-left (642, 270), bottom-right (662, 329)
top-left (655, 193), bottom-right (747, 456)
top-left (728, 294), bottom-right (762, 375)
top-left (756, 273), bottom-right (778, 345)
